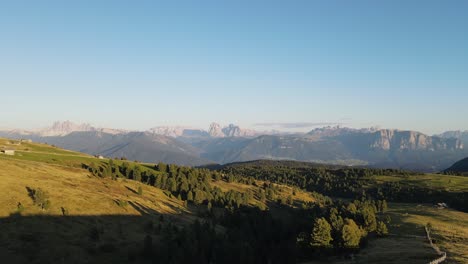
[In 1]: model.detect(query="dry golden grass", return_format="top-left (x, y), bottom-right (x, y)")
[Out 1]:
top-left (0, 158), bottom-right (188, 218)
top-left (304, 204), bottom-right (468, 264)
top-left (344, 204), bottom-right (466, 264)
top-left (387, 203), bottom-right (468, 264)
top-left (0, 144), bottom-right (198, 263)
top-left (211, 179), bottom-right (316, 210)
top-left (211, 179), bottom-right (256, 193)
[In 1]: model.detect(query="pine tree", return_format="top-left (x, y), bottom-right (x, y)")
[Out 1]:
top-left (187, 191), bottom-right (194, 202)
top-left (133, 166), bottom-right (142, 181)
top-left (381, 200), bottom-right (388, 213)
top-left (346, 203), bottom-right (358, 215)
top-left (376, 221), bottom-right (388, 236)
top-left (362, 207), bottom-right (377, 232)
top-left (342, 219), bottom-right (362, 248)
top-left (310, 217), bottom-right (333, 247)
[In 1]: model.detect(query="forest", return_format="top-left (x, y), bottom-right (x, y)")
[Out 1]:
top-left (83, 159), bottom-right (391, 263)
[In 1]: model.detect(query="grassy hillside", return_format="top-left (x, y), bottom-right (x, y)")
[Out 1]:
top-left (216, 160), bottom-right (468, 211)
top-left (0, 139), bottom-right (197, 263)
top-left (305, 203), bottom-right (468, 264)
top-left (0, 138), bottom-right (327, 263)
top-left (1, 139), bottom-right (467, 263)
top-left (373, 174), bottom-right (468, 192)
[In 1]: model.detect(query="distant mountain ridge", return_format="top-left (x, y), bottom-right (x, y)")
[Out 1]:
top-left (5, 120), bottom-right (129, 137)
top-left (438, 130), bottom-right (468, 145)
top-left (1, 121), bottom-right (467, 171)
top-left (148, 122), bottom-right (264, 138)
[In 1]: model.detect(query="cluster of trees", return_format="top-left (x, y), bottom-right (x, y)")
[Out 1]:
top-left (219, 162), bottom-right (468, 212)
top-left (82, 159), bottom-right (393, 263)
top-left (220, 164), bottom-right (406, 198)
top-left (84, 160), bottom-right (252, 209)
top-left (301, 199), bottom-right (389, 251)
top-left (142, 197), bottom-right (389, 263)
top-left (149, 209), bottom-right (297, 264)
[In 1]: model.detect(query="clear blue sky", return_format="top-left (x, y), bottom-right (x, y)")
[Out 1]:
top-left (1, 0), bottom-right (467, 134)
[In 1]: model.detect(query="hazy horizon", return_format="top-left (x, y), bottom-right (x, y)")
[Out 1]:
top-left (1, 119), bottom-right (466, 136)
top-left (1, 1), bottom-right (467, 134)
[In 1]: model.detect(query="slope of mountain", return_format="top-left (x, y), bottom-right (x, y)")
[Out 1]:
top-left (199, 128), bottom-right (467, 171)
top-left (0, 121), bottom-right (127, 138)
top-left (438, 130), bottom-right (468, 145)
top-left (206, 122), bottom-right (260, 138)
top-left (147, 122), bottom-right (261, 138)
top-left (444, 157), bottom-right (468, 175)
top-left (148, 126), bottom-right (209, 138)
top-left (39, 131), bottom-right (212, 166)
top-left (2, 122), bottom-right (467, 171)
top-left (37, 120), bottom-right (95, 136)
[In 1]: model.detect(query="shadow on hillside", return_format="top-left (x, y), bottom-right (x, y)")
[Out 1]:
top-left (0, 204), bottom-right (186, 264)
top-left (125, 186), bottom-right (138, 195)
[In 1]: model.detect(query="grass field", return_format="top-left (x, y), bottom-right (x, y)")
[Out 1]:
top-left (0, 139), bottom-right (198, 263)
top-left (374, 174), bottom-right (468, 192)
top-left (305, 203), bottom-right (468, 264)
top-left (0, 158), bottom-right (189, 218)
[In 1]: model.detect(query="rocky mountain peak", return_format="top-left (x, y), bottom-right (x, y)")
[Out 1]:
top-left (438, 130), bottom-right (468, 145)
top-left (208, 122), bottom-right (224, 137)
top-left (222, 124), bottom-right (241, 137)
top-left (148, 126), bottom-right (189, 138)
top-left (39, 121), bottom-right (95, 136)
top-left (370, 129), bottom-right (464, 151)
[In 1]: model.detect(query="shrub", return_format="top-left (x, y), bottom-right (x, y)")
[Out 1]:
top-left (29, 188), bottom-right (51, 210)
top-left (61, 207), bottom-right (69, 216)
top-left (17, 202), bottom-right (24, 213)
top-left (376, 221), bottom-right (388, 236)
top-left (116, 199), bottom-right (128, 208)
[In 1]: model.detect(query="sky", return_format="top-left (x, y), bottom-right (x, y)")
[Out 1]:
top-left (0, 0), bottom-right (467, 134)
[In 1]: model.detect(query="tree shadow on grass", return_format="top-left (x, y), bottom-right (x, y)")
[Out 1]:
top-left (25, 186), bottom-right (35, 201)
top-left (125, 186), bottom-right (138, 195)
top-left (0, 207), bottom-right (188, 264)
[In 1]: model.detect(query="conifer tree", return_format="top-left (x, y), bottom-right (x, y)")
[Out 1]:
top-left (310, 217), bottom-right (333, 247)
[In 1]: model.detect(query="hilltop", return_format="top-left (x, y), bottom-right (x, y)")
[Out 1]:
top-left (444, 157), bottom-right (468, 176)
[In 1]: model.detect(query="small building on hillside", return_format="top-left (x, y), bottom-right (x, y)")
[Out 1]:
top-left (95, 155), bottom-right (104, 159)
top-left (1, 149), bottom-right (15, 155)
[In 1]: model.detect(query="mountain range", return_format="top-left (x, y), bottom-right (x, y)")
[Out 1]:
top-left (1, 121), bottom-right (467, 171)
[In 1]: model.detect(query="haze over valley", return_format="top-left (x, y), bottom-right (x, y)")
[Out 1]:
top-left (2, 121), bottom-right (466, 172)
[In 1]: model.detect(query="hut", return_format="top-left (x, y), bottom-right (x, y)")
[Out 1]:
top-left (1, 149), bottom-right (15, 155)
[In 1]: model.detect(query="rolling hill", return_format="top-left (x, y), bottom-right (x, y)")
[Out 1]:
top-left (444, 157), bottom-right (468, 176)
top-left (1, 138), bottom-right (468, 263)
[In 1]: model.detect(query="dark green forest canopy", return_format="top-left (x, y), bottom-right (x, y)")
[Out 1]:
top-left (77, 158), bottom-right (397, 263)
top-left (209, 160), bottom-right (468, 212)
